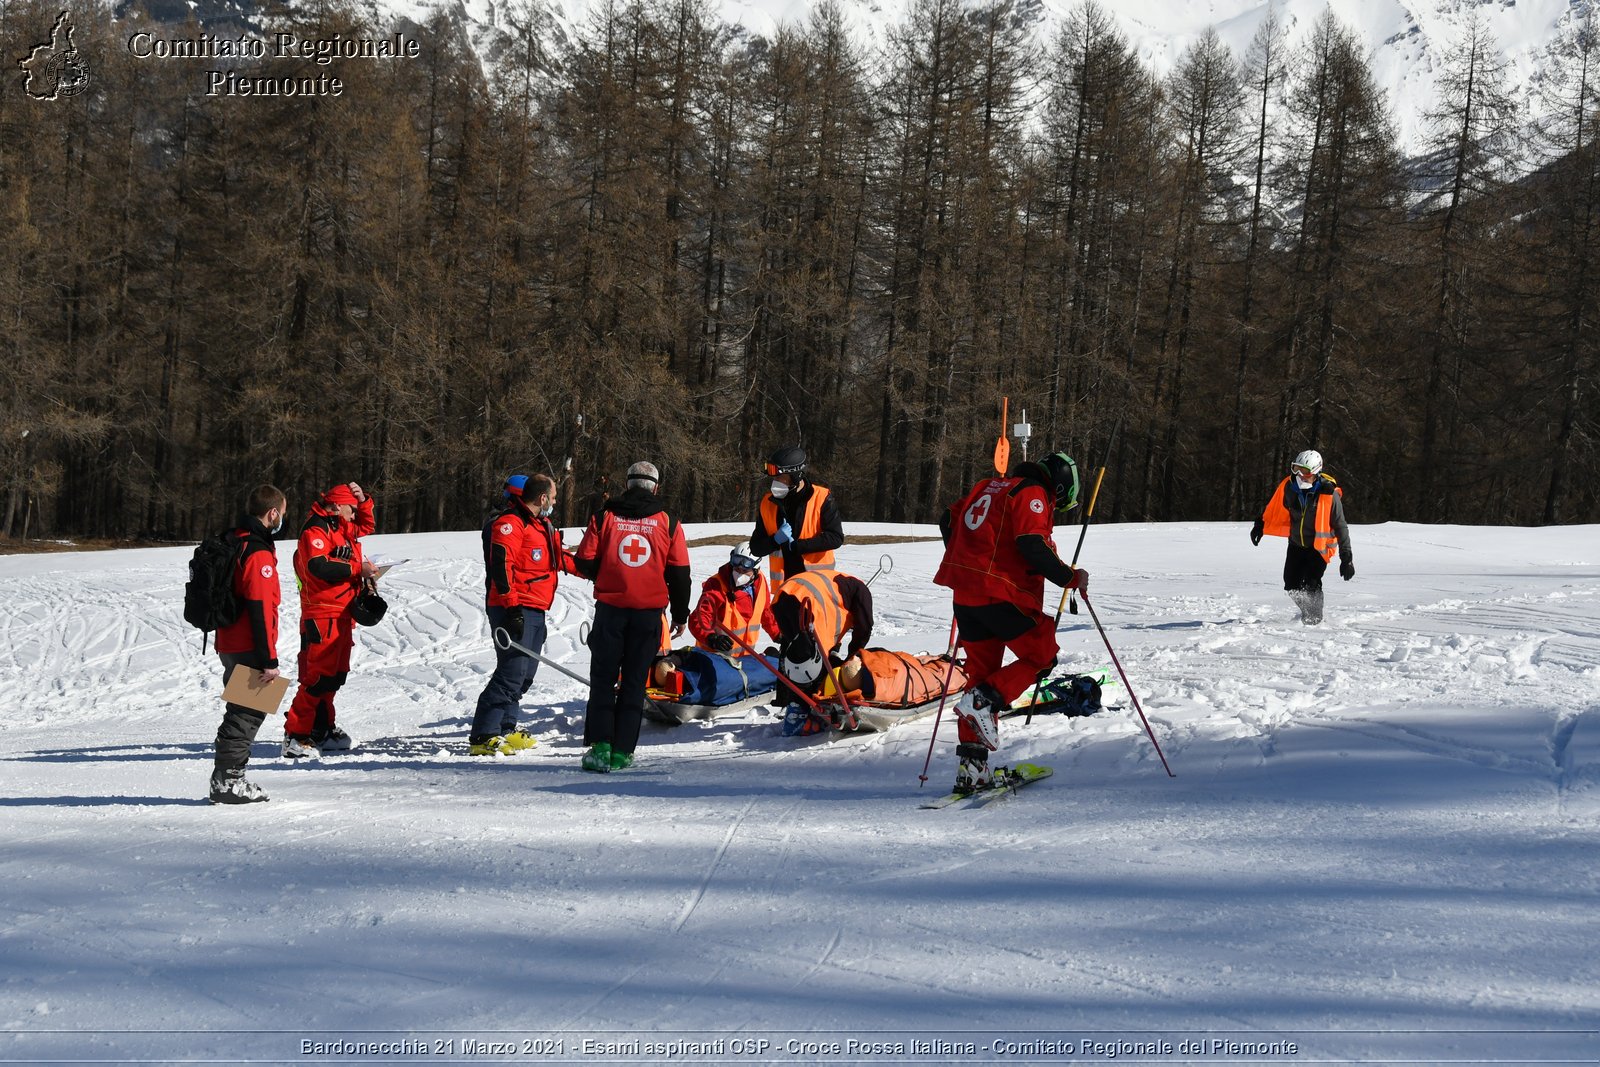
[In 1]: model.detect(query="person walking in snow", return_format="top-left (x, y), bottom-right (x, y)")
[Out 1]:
top-left (284, 482), bottom-right (377, 758)
top-left (932, 452), bottom-right (1088, 794)
top-left (749, 445), bottom-right (844, 585)
top-left (572, 461), bottom-right (691, 772)
top-left (470, 473), bottom-right (579, 756)
top-left (1250, 449), bottom-right (1355, 625)
top-left (209, 484), bottom-right (288, 804)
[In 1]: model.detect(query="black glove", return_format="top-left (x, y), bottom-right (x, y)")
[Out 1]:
top-left (709, 633), bottom-right (733, 653)
top-left (506, 610), bottom-right (524, 641)
top-left (1250, 519), bottom-right (1264, 546)
top-left (331, 544), bottom-right (353, 561)
top-left (1340, 560), bottom-right (1355, 581)
top-left (762, 646), bottom-right (779, 659)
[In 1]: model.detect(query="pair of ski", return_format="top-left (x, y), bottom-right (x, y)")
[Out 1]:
top-left (919, 761), bottom-right (1053, 809)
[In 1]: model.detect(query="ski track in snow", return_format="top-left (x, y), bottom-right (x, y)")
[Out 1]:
top-left (1, 522), bottom-right (1597, 1062)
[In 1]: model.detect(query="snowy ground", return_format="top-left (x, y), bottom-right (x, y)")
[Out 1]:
top-left (1, 520), bottom-right (1596, 1065)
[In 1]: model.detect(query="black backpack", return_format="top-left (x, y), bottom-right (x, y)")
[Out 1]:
top-left (184, 530), bottom-right (245, 648)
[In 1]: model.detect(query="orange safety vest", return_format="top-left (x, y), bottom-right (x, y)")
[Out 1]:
top-left (697, 572), bottom-right (771, 653)
top-left (760, 485), bottom-right (835, 583)
top-left (779, 568), bottom-right (848, 653)
top-left (821, 649), bottom-right (968, 706)
top-left (1260, 476), bottom-right (1342, 563)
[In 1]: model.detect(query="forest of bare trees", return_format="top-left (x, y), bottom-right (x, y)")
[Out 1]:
top-left (2, 0), bottom-right (1596, 541)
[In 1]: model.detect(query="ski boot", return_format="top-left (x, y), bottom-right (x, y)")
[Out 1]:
top-left (581, 742), bottom-right (614, 773)
top-left (955, 683), bottom-right (1003, 750)
top-left (469, 735), bottom-right (509, 756)
top-left (282, 734), bottom-right (319, 759)
top-left (609, 748), bottom-right (635, 771)
top-left (499, 730), bottom-right (537, 752)
top-left (209, 769), bottom-right (268, 805)
top-left (319, 726), bottom-right (354, 753)
top-left (954, 743), bottom-right (993, 795)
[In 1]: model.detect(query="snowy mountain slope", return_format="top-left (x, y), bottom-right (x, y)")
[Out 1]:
top-left (0, 521), bottom-right (1596, 1062)
top-left (425, 0), bottom-right (1583, 157)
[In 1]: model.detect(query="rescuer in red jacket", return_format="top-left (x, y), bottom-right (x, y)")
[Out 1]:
top-left (572, 461), bottom-right (690, 772)
top-left (284, 482), bottom-right (376, 758)
top-left (209, 484), bottom-right (287, 804)
top-left (933, 452), bottom-right (1088, 794)
top-left (688, 541), bottom-right (779, 655)
top-left (470, 473), bottom-right (579, 755)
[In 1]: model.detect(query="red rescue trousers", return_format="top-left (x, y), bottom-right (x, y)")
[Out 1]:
top-left (286, 615), bottom-right (355, 739)
top-left (953, 601), bottom-right (1058, 745)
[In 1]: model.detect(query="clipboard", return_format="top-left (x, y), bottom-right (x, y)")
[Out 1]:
top-left (373, 557), bottom-right (407, 578)
top-left (222, 663), bottom-right (291, 715)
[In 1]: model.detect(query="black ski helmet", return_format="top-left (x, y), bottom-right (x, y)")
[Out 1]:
top-left (766, 445), bottom-right (807, 478)
top-left (1041, 452), bottom-right (1080, 514)
top-left (350, 590), bottom-right (389, 627)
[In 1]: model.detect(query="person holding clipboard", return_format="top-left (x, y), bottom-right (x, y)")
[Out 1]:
top-left (209, 485), bottom-right (289, 804)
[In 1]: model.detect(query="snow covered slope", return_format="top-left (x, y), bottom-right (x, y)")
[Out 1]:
top-left (427, 0), bottom-right (1584, 157)
top-left (1, 521), bottom-right (1597, 1062)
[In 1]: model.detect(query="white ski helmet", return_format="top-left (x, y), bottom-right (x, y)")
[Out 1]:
top-left (1291, 450), bottom-right (1323, 478)
top-left (780, 634), bottom-right (825, 689)
top-left (729, 541), bottom-right (759, 571)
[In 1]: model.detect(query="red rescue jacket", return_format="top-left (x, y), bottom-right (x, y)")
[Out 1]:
top-left (483, 503), bottom-right (573, 610)
top-left (214, 515), bottom-right (282, 668)
top-left (933, 476), bottom-right (1058, 609)
top-left (688, 567), bottom-right (777, 651)
top-left (293, 497), bottom-right (375, 621)
top-left (575, 489), bottom-right (690, 618)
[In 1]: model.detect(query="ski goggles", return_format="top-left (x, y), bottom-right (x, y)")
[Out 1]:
top-left (731, 551), bottom-right (760, 571)
top-left (765, 461), bottom-right (805, 477)
top-left (1291, 464), bottom-right (1317, 478)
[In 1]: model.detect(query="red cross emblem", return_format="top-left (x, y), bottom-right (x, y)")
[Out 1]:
top-left (619, 534), bottom-right (652, 568)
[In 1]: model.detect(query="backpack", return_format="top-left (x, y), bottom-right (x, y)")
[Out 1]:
top-left (184, 530), bottom-right (245, 647)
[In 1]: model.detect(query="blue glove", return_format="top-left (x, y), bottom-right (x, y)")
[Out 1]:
top-left (774, 519), bottom-right (793, 545)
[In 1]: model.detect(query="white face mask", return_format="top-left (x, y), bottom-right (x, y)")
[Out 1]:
top-left (733, 569), bottom-right (754, 588)
top-left (770, 480), bottom-right (790, 499)
top-left (539, 502), bottom-right (555, 518)
top-left (1294, 475), bottom-right (1315, 490)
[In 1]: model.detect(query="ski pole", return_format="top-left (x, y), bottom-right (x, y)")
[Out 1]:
top-left (1079, 593), bottom-right (1175, 777)
top-left (1067, 465), bottom-right (1107, 616)
top-left (917, 617), bottom-right (961, 786)
top-left (866, 554), bottom-right (894, 586)
top-left (493, 627), bottom-right (590, 686)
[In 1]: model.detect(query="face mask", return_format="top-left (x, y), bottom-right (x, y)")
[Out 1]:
top-left (539, 503), bottom-right (555, 518)
top-left (270, 512), bottom-right (284, 535)
top-left (1294, 475), bottom-right (1315, 490)
top-left (733, 569), bottom-right (754, 588)
top-left (770, 480), bottom-right (790, 499)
